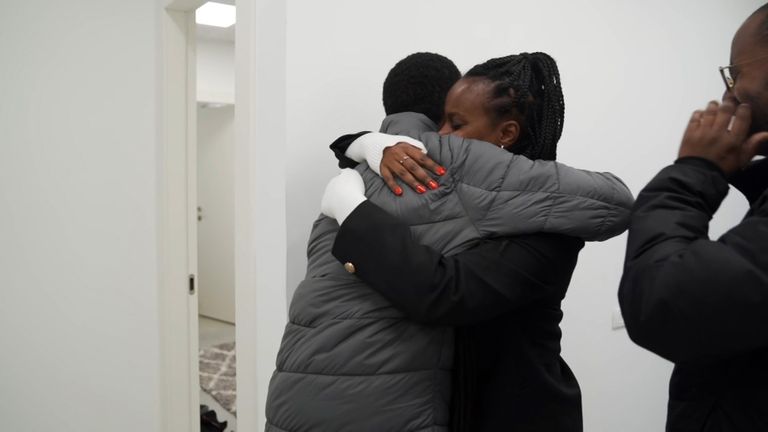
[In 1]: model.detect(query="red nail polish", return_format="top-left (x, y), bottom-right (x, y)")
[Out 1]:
top-left (436, 166), bottom-right (446, 176)
top-left (428, 180), bottom-right (439, 190)
top-left (416, 185), bottom-right (427, 194)
top-left (394, 186), bottom-right (403, 196)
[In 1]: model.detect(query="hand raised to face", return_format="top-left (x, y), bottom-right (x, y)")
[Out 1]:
top-left (678, 100), bottom-right (768, 175)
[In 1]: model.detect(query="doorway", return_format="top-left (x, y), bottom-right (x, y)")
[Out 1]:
top-left (160, 1), bottom-right (287, 430)
top-left (195, 2), bottom-right (237, 431)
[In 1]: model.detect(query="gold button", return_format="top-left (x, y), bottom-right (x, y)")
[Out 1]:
top-left (344, 262), bottom-right (356, 274)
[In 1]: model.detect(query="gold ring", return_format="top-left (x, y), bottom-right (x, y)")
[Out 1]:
top-left (399, 156), bottom-right (411, 164)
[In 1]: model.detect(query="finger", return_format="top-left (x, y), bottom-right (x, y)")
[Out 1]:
top-left (713, 100), bottom-right (737, 131)
top-left (379, 166), bottom-right (403, 196)
top-left (701, 101), bottom-right (720, 127)
top-left (682, 110), bottom-right (704, 145)
top-left (743, 131), bottom-right (768, 162)
top-left (722, 91), bottom-right (738, 105)
top-left (385, 143), bottom-right (423, 165)
top-left (399, 150), bottom-right (438, 188)
top-left (687, 110), bottom-right (704, 131)
top-left (391, 162), bottom-right (426, 194)
top-left (406, 147), bottom-right (446, 177)
top-left (401, 158), bottom-right (438, 190)
top-left (729, 104), bottom-right (753, 139)
top-left (690, 110), bottom-right (704, 123)
top-left (381, 146), bottom-right (410, 177)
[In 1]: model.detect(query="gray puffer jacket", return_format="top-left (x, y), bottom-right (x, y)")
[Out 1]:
top-left (265, 113), bottom-right (633, 432)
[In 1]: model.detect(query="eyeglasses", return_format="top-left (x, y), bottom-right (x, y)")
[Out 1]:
top-left (719, 53), bottom-right (768, 91)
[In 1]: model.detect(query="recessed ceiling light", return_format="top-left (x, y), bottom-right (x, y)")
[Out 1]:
top-left (196, 2), bottom-right (236, 28)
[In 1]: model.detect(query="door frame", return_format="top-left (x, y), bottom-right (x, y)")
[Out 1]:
top-left (234, 1), bottom-right (288, 430)
top-left (159, 1), bottom-right (288, 431)
top-left (159, 1), bottom-right (204, 431)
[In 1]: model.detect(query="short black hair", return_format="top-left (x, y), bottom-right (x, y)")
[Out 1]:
top-left (382, 52), bottom-right (461, 125)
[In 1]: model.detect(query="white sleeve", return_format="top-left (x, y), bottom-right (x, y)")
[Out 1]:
top-left (344, 132), bottom-right (426, 175)
top-left (320, 169), bottom-right (367, 225)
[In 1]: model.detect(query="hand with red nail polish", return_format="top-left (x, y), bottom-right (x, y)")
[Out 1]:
top-left (394, 186), bottom-right (403, 196)
top-left (416, 185), bottom-right (427, 194)
top-left (379, 142), bottom-right (444, 195)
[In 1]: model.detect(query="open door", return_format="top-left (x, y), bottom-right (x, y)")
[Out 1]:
top-left (159, 1), bottom-right (204, 431)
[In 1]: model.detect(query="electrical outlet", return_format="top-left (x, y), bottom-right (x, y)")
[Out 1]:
top-left (612, 308), bottom-right (625, 330)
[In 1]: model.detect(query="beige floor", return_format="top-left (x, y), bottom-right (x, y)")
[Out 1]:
top-left (200, 315), bottom-right (235, 349)
top-left (200, 315), bottom-right (237, 432)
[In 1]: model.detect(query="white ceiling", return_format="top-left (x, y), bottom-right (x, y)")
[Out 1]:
top-left (196, 0), bottom-right (235, 43)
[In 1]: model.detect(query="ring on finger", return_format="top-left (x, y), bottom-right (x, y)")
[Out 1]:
top-left (399, 155), bottom-right (411, 164)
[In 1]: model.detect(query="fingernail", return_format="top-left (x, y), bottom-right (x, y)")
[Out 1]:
top-left (394, 186), bottom-right (403, 196)
top-left (416, 185), bottom-right (427, 194)
top-left (436, 166), bottom-right (446, 176)
top-left (427, 180), bottom-right (439, 190)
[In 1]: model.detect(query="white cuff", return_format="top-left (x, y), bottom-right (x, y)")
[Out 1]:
top-left (344, 132), bottom-right (426, 175)
top-left (343, 137), bottom-right (368, 163)
top-left (320, 168), bottom-right (367, 225)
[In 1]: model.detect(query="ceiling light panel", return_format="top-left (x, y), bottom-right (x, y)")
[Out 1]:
top-left (196, 2), bottom-right (236, 28)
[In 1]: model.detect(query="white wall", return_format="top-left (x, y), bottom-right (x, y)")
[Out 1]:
top-left (198, 105), bottom-right (236, 323)
top-left (284, 1), bottom-right (764, 431)
top-left (0, 1), bottom-right (163, 431)
top-left (197, 40), bottom-right (235, 104)
top-left (0, 1), bottom-right (761, 431)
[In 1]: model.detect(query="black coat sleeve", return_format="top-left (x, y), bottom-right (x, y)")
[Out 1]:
top-left (619, 157), bottom-right (768, 363)
top-left (331, 200), bottom-right (584, 326)
top-left (329, 131), bottom-right (369, 168)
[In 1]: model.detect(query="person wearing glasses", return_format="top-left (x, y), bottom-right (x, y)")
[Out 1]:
top-left (618, 4), bottom-right (768, 431)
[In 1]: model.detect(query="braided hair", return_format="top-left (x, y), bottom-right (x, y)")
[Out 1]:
top-left (465, 52), bottom-right (564, 160)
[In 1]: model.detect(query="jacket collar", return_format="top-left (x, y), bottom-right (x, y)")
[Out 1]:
top-left (379, 112), bottom-right (437, 137)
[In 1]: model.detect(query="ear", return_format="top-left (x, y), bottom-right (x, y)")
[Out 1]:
top-left (498, 120), bottom-right (520, 148)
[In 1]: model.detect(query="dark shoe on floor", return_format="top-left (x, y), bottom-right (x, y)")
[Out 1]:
top-left (201, 404), bottom-right (228, 432)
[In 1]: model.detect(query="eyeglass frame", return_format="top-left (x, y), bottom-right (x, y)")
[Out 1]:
top-left (719, 53), bottom-right (768, 91)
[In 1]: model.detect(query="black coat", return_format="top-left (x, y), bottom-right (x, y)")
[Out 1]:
top-left (333, 201), bottom-right (585, 432)
top-left (619, 157), bottom-right (768, 432)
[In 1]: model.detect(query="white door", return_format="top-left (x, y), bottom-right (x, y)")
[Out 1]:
top-left (197, 104), bottom-right (236, 323)
top-left (160, 3), bottom-right (204, 431)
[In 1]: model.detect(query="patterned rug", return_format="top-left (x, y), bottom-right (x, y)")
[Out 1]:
top-left (199, 341), bottom-right (236, 415)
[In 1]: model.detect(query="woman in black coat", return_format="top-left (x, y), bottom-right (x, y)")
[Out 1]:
top-left (325, 53), bottom-right (592, 432)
